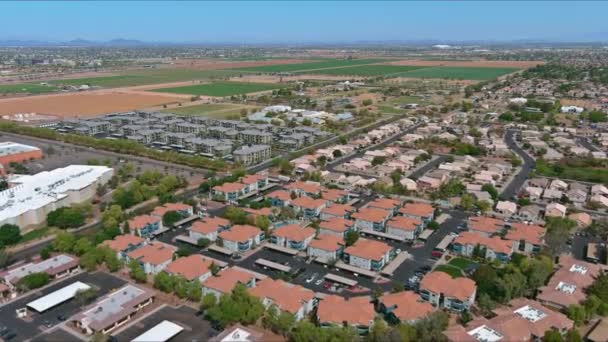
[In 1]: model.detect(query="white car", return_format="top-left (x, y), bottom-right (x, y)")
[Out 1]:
top-left (305, 275), bottom-right (315, 283)
top-left (315, 279), bottom-right (323, 286)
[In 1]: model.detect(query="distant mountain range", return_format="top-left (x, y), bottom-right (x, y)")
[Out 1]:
top-left (0, 37), bottom-right (606, 48)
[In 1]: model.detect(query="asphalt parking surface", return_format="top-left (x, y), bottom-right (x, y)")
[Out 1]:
top-left (0, 272), bottom-right (126, 341)
top-left (112, 305), bottom-right (215, 342)
top-left (30, 327), bottom-right (80, 342)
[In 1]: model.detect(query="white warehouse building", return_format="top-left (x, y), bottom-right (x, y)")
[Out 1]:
top-left (0, 165), bottom-right (113, 230)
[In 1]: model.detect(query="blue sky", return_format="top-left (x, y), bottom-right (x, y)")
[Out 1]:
top-left (2, 1), bottom-right (607, 43)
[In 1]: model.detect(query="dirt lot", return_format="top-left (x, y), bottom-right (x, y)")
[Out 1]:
top-left (169, 58), bottom-right (309, 70)
top-left (228, 74), bottom-right (353, 83)
top-left (0, 88), bottom-right (186, 118)
top-left (386, 59), bottom-right (543, 68)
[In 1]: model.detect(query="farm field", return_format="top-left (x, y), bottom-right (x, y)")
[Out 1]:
top-left (0, 90), bottom-right (183, 118)
top-left (299, 64), bottom-right (425, 77)
top-left (152, 81), bottom-right (282, 96)
top-left (50, 68), bottom-right (241, 88)
top-left (232, 58), bottom-right (388, 73)
top-left (0, 83), bottom-right (58, 95)
top-left (395, 66), bottom-right (519, 80)
top-left (162, 103), bottom-right (256, 119)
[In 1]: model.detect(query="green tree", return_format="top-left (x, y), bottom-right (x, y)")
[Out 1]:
top-left (206, 283), bottom-right (265, 329)
top-left (200, 293), bottom-right (217, 311)
top-left (16, 272), bottom-right (50, 291)
top-left (564, 329), bottom-right (582, 342)
top-left (344, 230), bottom-right (359, 247)
top-left (128, 259), bottom-right (147, 283)
top-left (460, 193), bottom-right (475, 211)
top-left (255, 215), bottom-right (270, 232)
top-left (0, 224), bottom-right (21, 247)
top-left (154, 271), bottom-right (175, 293)
top-left (162, 211), bottom-right (183, 227)
top-left (198, 238), bottom-right (211, 248)
top-left (103, 247), bottom-right (122, 272)
top-left (224, 207), bottom-right (248, 225)
top-left (372, 156), bottom-right (386, 166)
top-left (47, 207), bottom-right (86, 228)
top-left (481, 184), bottom-right (499, 201)
top-left (476, 200), bottom-right (492, 213)
top-left (542, 329), bottom-right (565, 342)
top-left (73, 238), bottom-right (93, 256)
top-left (80, 249), bottom-right (102, 272)
top-left (74, 288), bottom-right (98, 307)
top-left (52, 231), bottom-right (76, 253)
top-left (545, 217), bottom-right (576, 256)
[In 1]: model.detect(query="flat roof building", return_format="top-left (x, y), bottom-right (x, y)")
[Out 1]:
top-left (0, 254), bottom-right (79, 288)
top-left (0, 142), bottom-right (43, 172)
top-left (0, 165), bottom-right (113, 229)
top-left (72, 284), bottom-right (154, 335)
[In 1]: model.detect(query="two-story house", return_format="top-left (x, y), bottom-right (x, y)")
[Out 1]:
top-left (271, 224), bottom-right (316, 251)
top-left (419, 271), bottom-right (477, 312)
top-left (352, 208), bottom-right (391, 232)
top-left (218, 225), bottom-right (264, 253)
top-left (343, 238), bottom-right (394, 271)
top-left (128, 215), bottom-right (164, 239)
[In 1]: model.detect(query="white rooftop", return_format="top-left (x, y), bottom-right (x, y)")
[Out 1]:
top-left (514, 305), bottom-right (547, 323)
top-left (0, 165), bottom-right (112, 224)
top-left (27, 281), bottom-right (91, 313)
top-left (80, 284), bottom-right (147, 327)
top-left (3, 254), bottom-right (76, 284)
top-left (467, 325), bottom-right (503, 342)
top-left (0, 141), bottom-right (40, 157)
top-left (569, 264), bottom-right (588, 274)
top-left (556, 281), bottom-right (577, 294)
top-left (132, 320), bottom-right (183, 342)
top-left (220, 327), bottom-right (253, 342)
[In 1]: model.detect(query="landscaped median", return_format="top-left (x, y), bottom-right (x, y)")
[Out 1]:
top-left (0, 122), bottom-right (229, 171)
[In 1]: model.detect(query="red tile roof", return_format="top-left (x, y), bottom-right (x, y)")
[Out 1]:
top-left (399, 202), bottom-right (434, 218)
top-left (128, 215), bottom-right (161, 230)
top-left (505, 223), bottom-right (545, 246)
top-left (321, 204), bottom-right (354, 217)
top-left (308, 234), bottom-right (344, 252)
top-left (352, 207), bottom-right (391, 223)
top-left (291, 196), bottom-right (326, 209)
top-left (387, 216), bottom-right (422, 231)
top-left (165, 255), bottom-right (213, 281)
top-left (321, 189), bottom-right (348, 202)
top-left (127, 242), bottom-right (176, 265)
top-left (368, 198), bottom-right (401, 211)
top-left (213, 182), bottom-right (246, 193)
top-left (102, 234), bottom-right (145, 252)
top-left (454, 231), bottom-right (514, 255)
top-left (191, 217), bottom-right (230, 234)
top-left (317, 295), bottom-right (375, 326)
top-left (467, 216), bottom-right (504, 234)
top-left (319, 218), bottom-right (354, 233)
top-left (344, 238), bottom-right (392, 261)
top-left (273, 224), bottom-right (316, 242)
top-left (420, 271), bottom-right (476, 301)
top-left (380, 291), bottom-right (434, 322)
top-left (241, 174), bottom-right (266, 185)
top-left (249, 278), bottom-right (315, 315)
top-left (266, 190), bottom-right (291, 201)
top-left (151, 202), bottom-right (192, 217)
top-left (218, 224), bottom-right (261, 243)
top-left (202, 267), bottom-right (254, 294)
top-left (285, 181), bottom-right (322, 194)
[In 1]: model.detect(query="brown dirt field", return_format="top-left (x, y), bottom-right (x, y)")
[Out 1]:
top-left (0, 89), bottom-right (185, 118)
top-left (168, 58), bottom-right (310, 70)
top-left (386, 60), bottom-right (544, 68)
top-left (384, 77), bottom-right (477, 85)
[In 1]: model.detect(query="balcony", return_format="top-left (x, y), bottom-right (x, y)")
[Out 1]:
top-left (238, 241), bottom-right (251, 251)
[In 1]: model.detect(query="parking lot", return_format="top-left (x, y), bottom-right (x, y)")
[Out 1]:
top-left (1, 133), bottom-right (206, 183)
top-left (0, 272), bottom-right (126, 341)
top-left (112, 305), bottom-right (214, 342)
top-left (30, 327), bottom-right (80, 342)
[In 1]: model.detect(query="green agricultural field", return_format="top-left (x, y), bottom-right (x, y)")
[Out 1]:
top-left (50, 68), bottom-right (242, 88)
top-left (152, 81), bottom-right (282, 97)
top-left (232, 58), bottom-right (388, 73)
top-left (162, 103), bottom-right (256, 119)
top-left (0, 83), bottom-right (57, 95)
top-left (299, 64), bottom-right (424, 77)
top-left (396, 66), bottom-right (519, 80)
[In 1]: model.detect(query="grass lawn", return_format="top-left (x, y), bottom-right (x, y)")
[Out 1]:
top-left (396, 66), bottom-right (520, 80)
top-left (152, 81), bottom-right (282, 97)
top-left (434, 265), bottom-right (464, 278)
top-left (0, 83), bottom-right (57, 95)
top-left (232, 58), bottom-right (388, 73)
top-left (19, 227), bottom-right (57, 244)
top-left (162, 103), bottom-right (256, 119)
top-left (50, 69), bottom-right (242, 88)
top-left (447, 257), bottom-right (478, 270)
top-left (535, 158), bottom-right (608, 184)
top-left (299, 64), bottom-right (425, 77)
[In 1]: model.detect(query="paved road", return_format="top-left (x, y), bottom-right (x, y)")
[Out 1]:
top-left (576, 136), bottom-right (601, 152)
top-left (500, 129), bottom-right (535, 200)
top-left (408, 155), bottom-right (448, 180)
top-left (326, 122), bottom-right (423, 173)
top-left (0, 272), bottom-right (126, 341)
